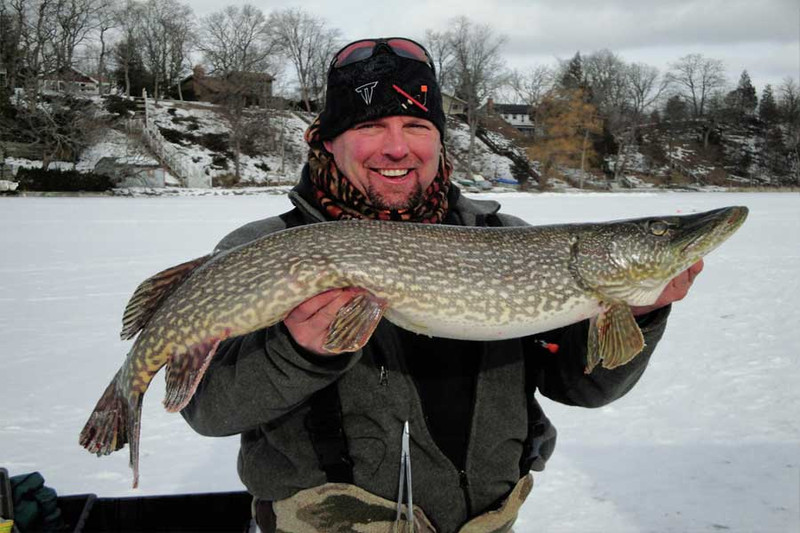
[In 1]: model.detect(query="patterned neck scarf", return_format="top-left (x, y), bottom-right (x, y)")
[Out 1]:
top-left (304, 117), bottom-right (451, 223)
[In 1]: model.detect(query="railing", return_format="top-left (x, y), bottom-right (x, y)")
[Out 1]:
top-left (141, 95), bottom-right (211, 188)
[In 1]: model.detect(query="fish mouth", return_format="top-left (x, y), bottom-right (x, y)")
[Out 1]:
top-left (676, 206), bottom-right (749, 258)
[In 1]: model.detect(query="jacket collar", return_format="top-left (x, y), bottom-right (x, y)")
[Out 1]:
top-left (289, 164), bottom-right (502, 227)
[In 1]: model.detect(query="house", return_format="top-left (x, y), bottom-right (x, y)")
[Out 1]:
top-left (41, 67), bottom-right (99, 95)
top-left (442, 92), bottom-right (467, 116)
top-left (486, 98), bottom-right (535, 136)
top-left (179, 66), bottom-right (273, 107)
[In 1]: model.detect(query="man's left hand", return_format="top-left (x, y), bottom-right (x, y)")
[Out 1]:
top-left (631, 259), bottom-right (704, 316)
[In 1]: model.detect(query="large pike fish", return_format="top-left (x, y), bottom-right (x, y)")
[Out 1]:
top-left (80, 206), bottom-right (747, 486)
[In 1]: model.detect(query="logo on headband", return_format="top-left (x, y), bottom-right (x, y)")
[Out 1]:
top-left (355, 81), bottom-right (379, 105)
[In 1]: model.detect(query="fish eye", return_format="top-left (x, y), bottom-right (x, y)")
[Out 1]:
top-left (648, 221), bottom-right (670, 236)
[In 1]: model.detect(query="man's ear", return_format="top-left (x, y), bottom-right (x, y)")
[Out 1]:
top-left (323, 140), bottom-right (333, 153)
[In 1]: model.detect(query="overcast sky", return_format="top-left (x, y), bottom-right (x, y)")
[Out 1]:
top-left (189, 0), bottom-right (799, 98)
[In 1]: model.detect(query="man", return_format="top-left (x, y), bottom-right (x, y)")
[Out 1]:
top-left (182, 38), bottom-right (701, 532)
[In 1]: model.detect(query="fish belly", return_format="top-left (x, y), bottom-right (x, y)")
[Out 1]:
top-left (384, 297), bottom-right (602, 341)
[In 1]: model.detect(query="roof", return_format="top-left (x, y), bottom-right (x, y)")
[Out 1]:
top-left (442, 92), bottom-right (467, 104)
top-left (493, 103), bottom-right (530, 116)
top-left (43, 66), bottom-right (98, 84)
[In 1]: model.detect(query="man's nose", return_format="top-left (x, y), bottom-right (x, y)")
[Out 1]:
top-left (381, 126), bottom-right (410, 160)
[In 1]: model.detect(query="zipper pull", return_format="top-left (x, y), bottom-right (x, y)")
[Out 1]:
top-left (379, 365), bottom-right (389, 386)
top-left (459, 470), bottom-right (469, 489)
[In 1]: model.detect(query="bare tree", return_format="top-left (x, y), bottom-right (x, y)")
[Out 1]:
top-left (269, 8), bottom-right (339, 112)
top-left (93, 0), bottom-right (116, 95)
top-left (667, 53), bottom-right (727, 118)
top-left (112, 0), bottom-right (142, 97)
top-left (53, 0), bottom-right (106, 72)
top-left (583, 49), bottom-right (629, 117)
top-left (507, 65), bottom-right (552, 108)
top-left (447, 17), bottom-right (506, 178)
top-left (138, 0), bottom-right (193, 101)
top-left (198, 4), bottom-right (274, 75)
top-left (610, 62), bottom-right (669, 180)
top-left (11, 0), bottom-right (62, 110)
top-left (423, 29), bottom-right (455, 93)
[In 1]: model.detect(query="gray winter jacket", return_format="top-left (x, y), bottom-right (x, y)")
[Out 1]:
top-left (181, 174), bottom-right (670, 532)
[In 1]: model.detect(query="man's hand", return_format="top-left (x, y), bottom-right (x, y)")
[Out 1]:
top-left (631, 259), bottom-right (704, 316)
top-left (284, 288), bottom-right (365, 356)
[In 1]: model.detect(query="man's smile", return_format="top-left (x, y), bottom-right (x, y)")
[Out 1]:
top-left (372, 168), bottom-right (413, 178)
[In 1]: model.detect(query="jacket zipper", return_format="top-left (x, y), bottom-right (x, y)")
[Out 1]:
top-left (393, 331), bottom-right (481, 521)
top-left (459, 470), bottom-right (473, 516)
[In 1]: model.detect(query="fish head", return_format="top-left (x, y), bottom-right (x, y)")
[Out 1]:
top-left (572, 206), bottom-right (748, 306)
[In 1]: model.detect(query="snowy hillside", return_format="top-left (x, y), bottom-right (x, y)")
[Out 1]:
top-left (607, 119), bottom-right (798, 188)
top-left (147, 100), bottom-right (309, 185)
top-left (1, 191), bottom-right (798, 532)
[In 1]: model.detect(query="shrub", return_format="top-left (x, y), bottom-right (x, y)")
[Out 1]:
top-left (199, 133), bottom-right (230, 154)
top-left (159, 127), bottom-right (189, 144)
top-left (104, 95), bottom-right (139, 117)
top-left (211, 155), bottom-right (229, 169)
top-left (16, 167), bottom-right (113, 192)
top-left (212, 173), bottom-right (239, 187)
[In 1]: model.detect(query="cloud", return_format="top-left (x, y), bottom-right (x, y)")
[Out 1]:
top-left (499, 0), bottom-right (798, 56)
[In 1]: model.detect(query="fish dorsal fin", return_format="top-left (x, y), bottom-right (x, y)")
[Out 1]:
top-left (121, 255), bottom-right (211, 340)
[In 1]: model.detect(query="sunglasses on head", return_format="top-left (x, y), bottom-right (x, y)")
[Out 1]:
top-left (330, 38), bottom-right (435, 73)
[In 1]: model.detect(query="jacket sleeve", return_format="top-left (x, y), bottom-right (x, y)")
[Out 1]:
top-left (181, 323), bottom-right (362, 437)
top-left (528, 305), bottom-right (671, 408)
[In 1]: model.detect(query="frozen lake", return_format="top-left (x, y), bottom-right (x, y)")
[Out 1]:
top-left (1, 191), bottom-right (798, 532)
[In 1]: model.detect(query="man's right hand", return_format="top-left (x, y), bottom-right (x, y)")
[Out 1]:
top-left (283, 288), bottom-right (365, 356)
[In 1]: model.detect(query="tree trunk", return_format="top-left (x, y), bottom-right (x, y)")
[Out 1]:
top-left (613, 138), bottom-right (625, 183)
top-left (702, 119), bottom-right (714, 149)
top-left (580, 129), bottom-right (590, 187)
top-left (301, 85), bottom-right (312, 113)
top-left (467, 109), bottom-right (478, 179)
top-left (124, 60), bottom-right (131, 97)
top-left (98, 32), bottom-right (107, 96)
top-left (233, 135), bottom-right (241, 182)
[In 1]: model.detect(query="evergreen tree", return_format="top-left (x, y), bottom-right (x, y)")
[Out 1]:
top-left (113, 37), bottom-right (153, 98)
top-left (759, 85), bottom-right (779, 125)
top-left (559, 52), bottom-right (584, 91)
top-left (725, 70), bottom-right (758, 119)
top-left (737, 70), bottom-right (758, 114)
top-left (664, 95), bottom-right (688, 122)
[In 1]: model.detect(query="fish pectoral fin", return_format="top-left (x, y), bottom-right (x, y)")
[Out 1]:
top-left (163, 335), bottom-right (225, 412)
top-left (586, 302), bottom-right (645, 374)
top-left (323, 292), bottom-right (388, 354)
top-left (121, 254), bottom-right (212, 340)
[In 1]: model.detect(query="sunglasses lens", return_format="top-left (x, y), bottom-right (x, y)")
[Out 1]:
top-left (387, 39), bottom-right (430, 64)
top-left (334, 40), bottom-right (376, 68)
top-left (332, 38), bottom-right (433, 71)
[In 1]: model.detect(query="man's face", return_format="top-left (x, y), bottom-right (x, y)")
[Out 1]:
top-left (323, 115), bottom-right (441, 211)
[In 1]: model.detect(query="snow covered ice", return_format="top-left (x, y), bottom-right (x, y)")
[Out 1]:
top-left (1, 191), bottom-right (798, 532)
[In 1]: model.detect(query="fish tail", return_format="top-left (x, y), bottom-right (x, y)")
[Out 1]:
top-left (79, 373), bottom-right (144, 487)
